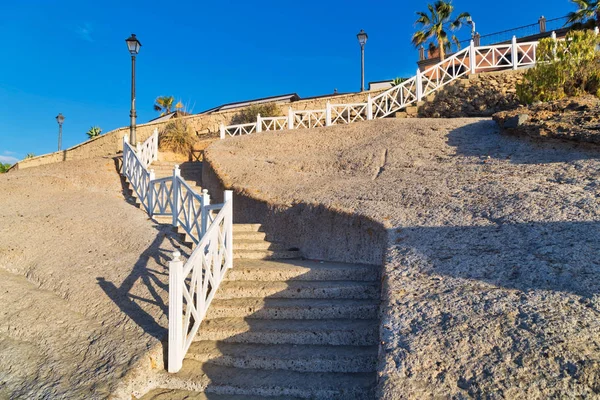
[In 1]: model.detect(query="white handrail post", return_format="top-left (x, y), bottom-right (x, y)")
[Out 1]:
top-left (256, 113), bottom-right (262, 133)
top-left (153, 128), bottom-right (159, 161)
top-left (595, 27), bottom-right (599, 36)
top-left (551, 31), bottom-right (557, 60)
top-left (416, 69), bottom-right (423, 102)
top-left (366, 95), bottom-right (373, 120)
top-left (168, 250), bottom-right (184, 373)
top-left (122, 135), bottom-right (128, 175)
top-left (325, 101), bottom-right (332, 126)
top-left (172, 165), bottom-right (181, 227)
top-left (224, 190), bottom-right (234, 269)
top-left (287, 107), bottom-right (294, 130)
top-left (148, 169), bottom-right (156, 217)
top-left (469, 40), bottom-right (476, 75)
top-left (201, 189), bottom-right (211, 237)
top-left (136, 142), bottom-right (142, 155)
top-left (220, 123), bottom-right (225, 140)
top-left (512, 36), bottom-right (518, 70)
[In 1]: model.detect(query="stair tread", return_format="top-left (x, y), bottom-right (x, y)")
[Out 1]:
top-left (211, 297), bottom-right (379, 307)
top-left (188, 341), bottom-right (378, 360)
top-left (216, 280), bottom-right (380, 300)
top-left (175, 362), bottom-right (376, 393)
top-left (141, 390), bottom-right (297, 400)
top-left (199, 317), bottom-right (377, 332)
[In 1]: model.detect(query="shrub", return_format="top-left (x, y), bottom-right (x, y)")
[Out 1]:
top-left (517, 30), bottom-right (600, 104)
top-left (86, 126), bottom-right (102, 139)
top-left (231, 103), bottom-right (282, 125)
top-left (0, 163), bottom-right (11, 173)
top-left (159, 119), bottom-right (195, 155)
top-left (25, 153), bottom-right (35, 159)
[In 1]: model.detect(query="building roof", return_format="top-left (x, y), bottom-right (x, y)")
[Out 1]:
top-left (199, 93), bottom-right (301, 114)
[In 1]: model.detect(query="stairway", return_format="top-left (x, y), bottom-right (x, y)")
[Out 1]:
top-left (140, 257), bottom-right (381, 399)
top-left (151, 161), bottom-right (203, 189)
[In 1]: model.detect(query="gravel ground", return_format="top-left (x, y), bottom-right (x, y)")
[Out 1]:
top-left (0, 158), bottom-right (178, 399)
top-left (206, 118), bottom-right (600, 399)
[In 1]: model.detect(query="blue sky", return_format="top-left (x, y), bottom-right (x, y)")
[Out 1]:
top-left (0, 0), bottom-right (574, 163)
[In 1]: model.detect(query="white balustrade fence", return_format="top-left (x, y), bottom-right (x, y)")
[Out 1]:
top-left (219, 32), bottom-right (579, 138)
top-left (121, 134), bottom-right (235, 374)
top-left (168, 190), bottom-right (233, 373)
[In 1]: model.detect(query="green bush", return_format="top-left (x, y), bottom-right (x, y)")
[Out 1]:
top-left (159, 119), bottom-right (195, 155)
top-left (231, 103), bottom-right (282, 125)
top-left (86, 126), bottom-right (102, 139)
top-left (517, 30), bottom-right (600, 103)
top-left (0, 163), bottom-right (11, 173)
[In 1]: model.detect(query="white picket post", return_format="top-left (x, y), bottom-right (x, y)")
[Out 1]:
top-left (287, 107), bottom-right (294, 130)
top-left (366, 95), bottom-right (373, 120)
top-left (325, 102), bottom-right (332, 126)
top-left (122, 135), bottom-right (128, 174)
top-left (153, 129), bottom-right (159, 161)
top-left (148, 169), bottom-right (156, 216)
top-left (469, 40), bottom-right (476, 74)
top-left (136, 142), bottom-right (142, 155)
top-left (220, 123), bottom-right (225, 139)
top-left (595, 27), bottom-right (599, 35)
top-left (551, 31), bottom-right (557, 60)
top-left (256, 113), bottom-right (262, 133)
top-left (416, 69), bottom-right (423, 101)
top-left (172, 165), bottom-right (180, 227)
top-left (168, 250), bottom-right (184, 373)
top-left (201, 189), bottom-right (211, 237)
top-left (224, 190), bottom-right (234, 269)
top-left (511, 36), bottom-right (518, 70)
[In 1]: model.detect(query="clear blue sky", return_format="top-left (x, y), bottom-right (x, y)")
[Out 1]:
top-left (0, 0), bottom-right (574, 163)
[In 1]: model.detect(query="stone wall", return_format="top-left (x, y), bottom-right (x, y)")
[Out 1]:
top-left (419, 69), bottom-right (525, 118)
top-left (10, 90), bottom-right (385, 172)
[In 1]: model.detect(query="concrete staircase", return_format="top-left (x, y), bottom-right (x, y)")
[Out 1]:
top-left (151, 161), bottom-right (203, 188)
top-left (140, 258), bottom-right (381, 399)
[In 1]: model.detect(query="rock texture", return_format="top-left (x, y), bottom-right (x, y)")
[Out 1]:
top-left (205, 118), bottom-right (600, 399)
top-left (494, 95), bottom-right (600, 145)
top-left (419, 70), bottom-right (525, 118)
top-left (0, 158), bottom-right (179, 399)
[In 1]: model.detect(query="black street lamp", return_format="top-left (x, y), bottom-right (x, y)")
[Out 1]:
top-left (125, 34), bottom-right (142, 144)
top-left (56, 113), bottom-right (65, 151)
top-left (357, 29), bottom-right (368, 92)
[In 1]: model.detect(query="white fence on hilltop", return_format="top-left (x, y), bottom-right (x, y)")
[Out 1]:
top-left (121, 131), bottom-right (233, 374)
top-left (219, 31), bottom-right (591, 139)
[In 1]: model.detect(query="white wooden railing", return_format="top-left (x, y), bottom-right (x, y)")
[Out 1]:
top-left (168, 191), bottom-right (233, 373)
top-left (121, 133), bottom-right (234, 374)
top-left (219, 34), bottom-right (559, 139)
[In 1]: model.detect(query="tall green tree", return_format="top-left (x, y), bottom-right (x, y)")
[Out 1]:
top-left (153, 96), bottom-right (183, 116)
top-left (567, 0), bottom-right (600, 28)
top-left (412, 1), bottom-right (471, 60)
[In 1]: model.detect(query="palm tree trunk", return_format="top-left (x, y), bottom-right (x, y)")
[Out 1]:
top-left (438, 38), bottom-right (446, 60)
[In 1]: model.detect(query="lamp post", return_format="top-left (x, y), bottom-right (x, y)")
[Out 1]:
top-left (125, 34), bottom-right (142, 144)
top-left (56, 113), bottom-right (65, 151)
top-left (357, 29), bottom-right (368, 92)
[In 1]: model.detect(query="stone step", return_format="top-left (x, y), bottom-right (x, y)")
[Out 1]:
top-left (232, 231), bottom-right (267, 241)
top-left (195, 318), bottom-right (378, 346)
top-left (233, 249), bottom-right (302, 260)
top-left (205, 298), bottom-right (379, 320)
top-left (215, 280), bottom-right (380, 300)
top-left (232, 224), bottom-right (263, 232)
top-left (225, 259), bottom-right (379, 282)
top-left (232, 240), bottom-right (284, 251)
top-left (152, 362), bottom-right (375, 399)
top-left (141, 390), bottom-right (297, 400)
top-left (186, 341), bottom-right (378, 373)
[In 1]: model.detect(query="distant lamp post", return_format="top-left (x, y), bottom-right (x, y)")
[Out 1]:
top-left (125, 34), bottom-right (142, 144)
top-left (357, 29), bottom-right (368, 92)
top-left (56, 113), bottom-right (65, 151)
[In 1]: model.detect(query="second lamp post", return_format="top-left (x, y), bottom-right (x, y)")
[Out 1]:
top-left (126, 34), bottom-right (142, 144)
top-left (357, 29), bottom-right (368, 92)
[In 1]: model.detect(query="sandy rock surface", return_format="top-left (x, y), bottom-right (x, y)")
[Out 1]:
top-left (206, 118), bottom-right (600, 398)
top-left (0, 158), bottom-right (178, 399)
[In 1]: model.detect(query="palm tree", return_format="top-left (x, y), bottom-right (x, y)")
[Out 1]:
top-left (412, 1), bottom-right (471, 60)
top-left (86, 126), bottom-right (102, 139)
top-left (154, 96), bottom-right (184, 116)
top-left (567, 0), bottom-right (600, 28)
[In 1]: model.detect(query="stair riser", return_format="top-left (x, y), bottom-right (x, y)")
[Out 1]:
top-left (186, 353), bottom-right (378, 373)
top-left (233, 242), bottom-right (283, 251)
top-left (215, 285), bottom-right (380, 300)
top-left (225, 268), bottom-right (378, 282)
top-left (232, 224), bottom-right (263, 232)
top-left (234, 232), bottom-right (267, 241)
top-left (194, 329), bottom-right (378, 346)
top-left (205, 304), bottom-right (379, 320)
top-left (203, 384), bottom-right (374, 399)
top-left (233, 251), bottom-right (301, 260)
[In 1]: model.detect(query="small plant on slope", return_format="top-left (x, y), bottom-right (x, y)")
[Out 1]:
top-left (86, 126), bottom-right (102, 139)
top-left (231, 103), bottom-right (282, 125)
top-left (0, 163), bottom-right (11, 173)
